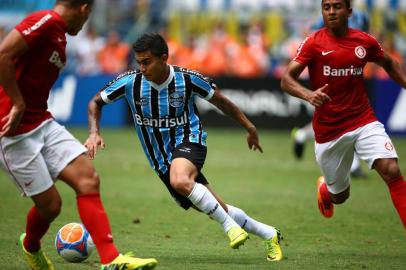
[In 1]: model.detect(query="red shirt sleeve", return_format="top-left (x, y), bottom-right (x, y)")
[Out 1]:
top-left (365, 33), bottom-right (384, 62)
top-left (15, 12), bottom-right (53, 48)
top-left (293, 34), bottom-right (315, 66)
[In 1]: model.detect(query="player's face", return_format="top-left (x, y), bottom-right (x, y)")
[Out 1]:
top-left (321, 0), bottom-right (352, 31)
top-left (135, 50), bottom-right (169, 84)
top-left (68, 4), bottom-right (92, 36)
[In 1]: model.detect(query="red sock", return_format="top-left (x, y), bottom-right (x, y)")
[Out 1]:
top-left (24, 206), bottom-right (51, 252)
top-left (77, 193), bottom-right (119, 264)
top-left (387, 176), bottom-right (406, 229)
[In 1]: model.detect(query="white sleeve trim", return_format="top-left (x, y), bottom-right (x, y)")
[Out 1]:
top-left (204, 89), bottom-right (215, 101)
top-left (100, 91), bottom-right (112, 104)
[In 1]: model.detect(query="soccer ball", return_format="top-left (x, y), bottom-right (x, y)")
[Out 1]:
top-left (55, 222), bottom-right (95, 263)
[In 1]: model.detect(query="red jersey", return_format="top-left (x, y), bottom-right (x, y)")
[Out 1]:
top-left (294, 28), bottom-right (384, 143)
top-left (0, 10), bottom-right (67, 135)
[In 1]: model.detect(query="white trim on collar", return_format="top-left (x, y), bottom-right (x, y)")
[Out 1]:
top-left (148, 65), bottom-right (174, 91)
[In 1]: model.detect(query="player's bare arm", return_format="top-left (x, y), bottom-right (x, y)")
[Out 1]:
top-left (85, 92), bottom-right (106, 159)
top-left (376, 52), bottom-right (406, 88)
top-left (281, 60), bottom-right (331, 107)
top-left (208, 89), bottom-right (263, 153)
top-left (0, 30), bottom-right (28, 137)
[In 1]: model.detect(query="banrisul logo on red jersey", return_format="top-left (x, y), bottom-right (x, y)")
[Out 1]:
top-left (49, 51), bottom-right (65, 69)
top-left (323, 65), bottom-right (363, 77)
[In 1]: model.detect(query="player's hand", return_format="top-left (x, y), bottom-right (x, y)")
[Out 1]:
top-left (0, 103), bottom-right (25, 138)
top-left (247, 126), bottom-right (263, 153)
top-left (84, 133), bottom-right (105, 160)
top-left (307, 84), bottom-right (331, 107)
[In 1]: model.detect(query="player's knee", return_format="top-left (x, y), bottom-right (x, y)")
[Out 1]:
top-left (49, 199), bottom-right (62, 220)
top-left (39, 199), bottom-right (62, 221)
top-left (374, 158), bottom-right (401, 182)
top-left (384, 161), bottom-right (401, 181)
top-left (75, 170), bottom-right (100, 195)
top-left (170, 175), bottom-right (194, 196)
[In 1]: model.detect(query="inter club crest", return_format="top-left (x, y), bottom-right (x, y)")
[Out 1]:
top-left (354, 46), bottom-right (366, 59)
top-left (385, 142), bottom-right (394, 151)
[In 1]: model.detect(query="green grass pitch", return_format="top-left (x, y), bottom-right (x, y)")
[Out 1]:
top-left (0, 128), bottom-right (405, 270)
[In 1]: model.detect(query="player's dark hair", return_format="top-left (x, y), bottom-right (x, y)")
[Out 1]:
top-left (56, 0), bottom-right (94, 7)
top-left (321, 0), bottom-right (351, 8)
top-left (133, 33), bottom-right (168, 57)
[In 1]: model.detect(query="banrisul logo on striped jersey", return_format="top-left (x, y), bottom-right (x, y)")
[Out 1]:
top-left (169, 92), bottom-right (184, 107)
top-left (134, 112), bottom-right (188, 128)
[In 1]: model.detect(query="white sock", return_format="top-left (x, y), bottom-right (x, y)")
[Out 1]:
top-left (187, 183), bottom-right (238, 232)
top-left (227, 204), bottom-right (276, 240)
top-left (297, 122), bottom-right (315, 142)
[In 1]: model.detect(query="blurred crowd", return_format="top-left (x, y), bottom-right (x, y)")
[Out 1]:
top-left (1, 0), bottom-right (406, 79)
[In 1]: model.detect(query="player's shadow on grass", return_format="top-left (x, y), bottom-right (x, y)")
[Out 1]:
top-left (158, 253), bottom-right (279, 266)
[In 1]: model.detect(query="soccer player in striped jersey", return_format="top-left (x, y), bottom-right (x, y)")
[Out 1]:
top-left (281, 0), bottom-right (406, 228)
top-left (0, 1), bottom-right (157, 269)
top-left (85, 33), bottom-right (283, 262)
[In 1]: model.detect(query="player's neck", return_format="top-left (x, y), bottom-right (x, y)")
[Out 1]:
top-left (154, 65), bottom-right (170, 85)
top-left (328, 25), bottom-right (349, 38)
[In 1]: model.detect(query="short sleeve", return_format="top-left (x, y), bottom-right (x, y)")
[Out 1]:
top-left (365, 34), bottom-right (384, 63)
top-left (100, 72), bottom-right (134, 103)
top-left (293, 35), bottom-right (315, 66)
top-left (15, 12), bottom-right (53, 48)
top-left (190, 75), bottom-right (216, 100)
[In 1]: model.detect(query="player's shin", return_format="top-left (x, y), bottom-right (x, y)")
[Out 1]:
top-left (24, 206), bottom-right (51, 252)
top-left (227, 204), bottom-right (276, 239)
top-left (387, 176), bottom-right (406, 228)
top-left (187, 183), bottom-right (238, 232)
top-left (76, 193), bottom-right (119, 264)
top-left (188, 184), bottom-right (249, 248)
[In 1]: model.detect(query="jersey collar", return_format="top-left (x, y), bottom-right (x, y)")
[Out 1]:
top-left (149, 65), bottom-right (174, 91)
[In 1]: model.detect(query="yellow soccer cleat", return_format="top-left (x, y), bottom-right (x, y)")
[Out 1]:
top-left (19, 233), bottom-right (55, 270)
top-left (264, 229), bottom-right (283, 261)
top-left (227, 227), bottom-right (249, 249)
top-left (101, 252), bottom-right (158, 270)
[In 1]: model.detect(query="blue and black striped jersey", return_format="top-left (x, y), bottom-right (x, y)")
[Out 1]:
top-left (100, 65), bottom-right (216, 176)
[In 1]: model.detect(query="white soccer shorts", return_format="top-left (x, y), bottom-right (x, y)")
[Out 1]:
top-left (315, 121), bottom-right (398, 194)
top-left (0, 119), bottom-right (87, 197)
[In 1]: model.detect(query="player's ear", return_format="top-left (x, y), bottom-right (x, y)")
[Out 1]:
top-left (80, 4), bottom-right (91, 15)
top-left (161, 54), bottom-right (168, 62)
